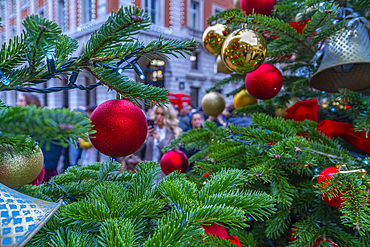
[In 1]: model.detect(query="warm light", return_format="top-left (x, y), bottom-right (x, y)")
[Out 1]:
top-left (158, 70), bottom-right (162, 75)
top-left (151, 60), bottom-right (165, 66)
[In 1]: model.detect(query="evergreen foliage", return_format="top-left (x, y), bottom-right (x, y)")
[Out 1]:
top-left (166, 0), bottom-right (370, 245)
top-left (18, 160), bottom-right (275, 246)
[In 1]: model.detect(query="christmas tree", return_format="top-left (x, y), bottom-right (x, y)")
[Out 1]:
top-left (166, 0), bottom-right (370, 246)
top-left (0, 5), bottom-right (276, 247)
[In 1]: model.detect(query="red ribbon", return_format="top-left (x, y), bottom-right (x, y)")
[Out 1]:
top-left (286, 99), bottom-right (370, 154)
top-left (200, 223), bottom-right (243, 247)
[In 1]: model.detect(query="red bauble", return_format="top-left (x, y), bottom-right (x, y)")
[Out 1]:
top-left (30, 164), bottom-right (45, 186)
top-left (318, 167), bottom-right (344, 208)
top-left (160, 150), bottom-right (189, 175)
top-left (288, 19), bottom-right (311, 34)
top-left (90, 99), bottom-right (147, 157)
top-left (240, 0), bottom-right (276, 16)
top-left (245, 63), bottom-right (283, 100)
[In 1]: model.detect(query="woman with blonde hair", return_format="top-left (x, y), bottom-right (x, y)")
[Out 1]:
top-left (144, 104), bottom-right (182, 163)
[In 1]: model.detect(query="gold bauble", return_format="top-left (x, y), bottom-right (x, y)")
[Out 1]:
top-left (275, 97), bottom-right (300, 118)
top-left (0, 146), bottom-right (44, 188)
top-left (216, 55), bottom-right (233, 74)
top-left (233, 0), bottom-right (240, 9)
top-left (234, 89), bottom-right (257, 109)
top-left (201, 92), bottom-right (226, 116)
top-left (221, 28), bottom-right (267, 74)
top-left (202, 23), bottom-right (229, 55)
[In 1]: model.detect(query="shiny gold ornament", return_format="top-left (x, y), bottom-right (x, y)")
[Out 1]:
top-left (275, 97), bottom-right (300, 118)
top-left (216, 55), bottom-right (233, 74)
top-left (0, 183), bottom-right (62, 246)
top-left (310, 19), bottom-right (370, 92)
top-left (233, 0), bottom-right (240, 9)
top-left (0, 146), bottom-right (44, 188)
top-left (201, 92), bottom-right (226, 116)
top-left (234, 89), bottom-right (257, 109)
top-left (221, 28), bottom-right (267, 74)
top-left (202, 23), bottom-right (229, 55)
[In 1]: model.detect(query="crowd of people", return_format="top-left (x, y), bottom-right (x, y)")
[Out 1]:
top-left (15, 93), bottom-right (253, 181)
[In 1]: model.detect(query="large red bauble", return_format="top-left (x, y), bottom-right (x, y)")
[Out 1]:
top-left (30, 164), bottom-right (45, 186)
top-left (318, 167), bottom-right (344, 208)
top-left (160, 150), bottom-right (189, 175)
top-left (240, 0), bottom-right (277, 16)
top-left (245, 63), bottom-right (283, 100)
top-left (90, 99), bottom-right (147, 157)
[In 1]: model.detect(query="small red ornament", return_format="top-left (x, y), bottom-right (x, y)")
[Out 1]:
top-left (288, 19), bottom-right (311, 34)
top-left (160, 150), bottom-right (189, 175)
top-left (240, 0), bottom-right (276, 16)
top-left (290, 227), bottom-right (338, 247)
top-left (203, 172), bottom-right (210, 178)
top-left (30, 165), bottom-right (45, 186)
top-left (201, 223), bottom-right (243, 247)
top-left (245, 63), bottom-right (283, 100)
top-left (90, 99), bottom-right (147, 157)
top-left (318, 167), bottom-right (344, 208)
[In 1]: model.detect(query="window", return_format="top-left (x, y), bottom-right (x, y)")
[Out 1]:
top-left (11, 0), bottom-right (16, 14)
top-left (190, 1), bottom-right (200, 30)
top-left (58, 0), bottom-right (66, 31)
top-left (144, 59), bottom-right (165, 88)
top-left (190, 87), bottom-right (199, 107)
top-left (38, 7), bottom-right (45, 18)
top-left (145, 0), bottom-right (158, 24)
top-left (97, 0), bottom-right (107, 17)
top-left (11, 26), bottom-right (16, 37)
top-left (22, 0), bottom-right (28, 7)
top-left (82, 0), bottom-right (93, 23)
top-left (190, 52), bottom-right (199, 70)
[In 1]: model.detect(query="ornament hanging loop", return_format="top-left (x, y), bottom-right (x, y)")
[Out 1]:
top-left (338, 169), bottom-right (367, 178)
top-left (311, 175), bottom-right (320, 188)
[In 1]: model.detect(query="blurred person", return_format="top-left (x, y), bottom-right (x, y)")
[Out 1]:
top-left (67, 108), bottom-right (86, 168)
top-left (79, 105), bottom-right (110, 166)
top-left (120, 154), bottom-right (142, 173)
top-left (189, 111), bottom-right (204, 130)
top-left (16, 93), bottom-right (42, 107)
top-left (227, 105), bottom-right (253, 127)
top-left (177, 108), bottom-right (191, 132)
top-left (206, 115), bottom-right (224, 127)
top-left (16, 93), bottom-right (63, 182)
top-left (144, 104), bottom-right (182, 163)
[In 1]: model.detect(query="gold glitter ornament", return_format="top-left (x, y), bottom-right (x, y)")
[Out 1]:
top-left (234, 89), bottom-right (257, 109)
top-left (201, 92), bottom-right (225, 116)
top-left (221, 28), bottom-right (267, 74)
top-left (275, 97), bottom-right (300, 118)
top-left (0, 146), bottom-right (44, 188)
top-left (233, 0), bottom-right (241, 9)
top-left (202, 23), bottom-right (230, 55)
top-left (216, 55), bottom-right (233, 74)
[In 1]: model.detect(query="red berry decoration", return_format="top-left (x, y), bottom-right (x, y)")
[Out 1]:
top-left (245, 63), bottom-right (283, 100)
top-left (160, 150), bottom-right (189, 175)
top-left (318, 167), bottom-right (344, 208)
top-left (90, 99), bottom-right (147, 157)
top-left (240, 0), bottom-right (277, 16)
top-left (29, 165), bottom-right (45, 186)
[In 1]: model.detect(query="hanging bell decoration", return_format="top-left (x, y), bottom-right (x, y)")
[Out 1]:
top-left (0, 183), bottom-right (62, 246)
top-left (221, 28), bottom-right (267, 74)
top-left (310, 17), bottom-right (370, 92)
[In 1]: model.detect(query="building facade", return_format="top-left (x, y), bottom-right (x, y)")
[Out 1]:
top-left (0, 0), bottom-right (236, 110)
